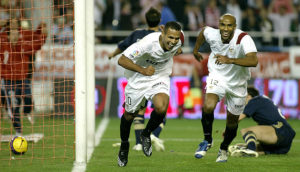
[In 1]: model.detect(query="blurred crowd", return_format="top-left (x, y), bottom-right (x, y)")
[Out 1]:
top-left (1, 0), bottom-right (299, 49)
top-left (52, 0), bottom-right (73, 45)
top-left (96, 0), bottom-right (300, 50)
top-left (0, 0), bottom-right (74, 45)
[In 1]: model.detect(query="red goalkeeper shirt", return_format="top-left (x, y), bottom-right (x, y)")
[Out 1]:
top-left (0, 27), bottom-right (47, 80)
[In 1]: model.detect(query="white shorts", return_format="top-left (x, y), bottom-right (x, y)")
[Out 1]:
top-left (124, 76), bottom-right (170, 113)
top-left (205, 75), bottom-right (247, 115)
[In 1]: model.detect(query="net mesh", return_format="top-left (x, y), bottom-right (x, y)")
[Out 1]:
top-left (0, 0), bottom-right (75, 163)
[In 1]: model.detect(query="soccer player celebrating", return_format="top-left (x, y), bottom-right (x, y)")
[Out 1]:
top-left (193, 13), bottom-right (258, 162)
top-left (229, 86), bottom-right (296, 157)
top-left (108, 7), bottom-right (166, 152)
top-left (117, 21), bottom-right (184, 167)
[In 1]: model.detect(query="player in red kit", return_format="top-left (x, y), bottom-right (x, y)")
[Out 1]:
top-left (0, 19), bottom-right (47, 135)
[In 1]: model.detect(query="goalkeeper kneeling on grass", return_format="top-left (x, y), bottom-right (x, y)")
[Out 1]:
top-left (229, 86), bottom-right (296, 157)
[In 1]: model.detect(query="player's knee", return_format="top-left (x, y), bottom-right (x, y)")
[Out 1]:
top-left (154, 104), bottom-right (167, 115)
top-left (154, 107), bottom-right (167, 116)
top-left (203, 98), bottom-right (218, 113)
top-left (203, 104), bottom-right (215, 114)
top-left (123, 112), bottom-right (135, 121)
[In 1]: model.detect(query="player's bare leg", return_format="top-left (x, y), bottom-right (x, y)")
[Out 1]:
top-left (232, 125), bottom-right (277, 158)
top-left (241, 125), bottom-right (277, 145)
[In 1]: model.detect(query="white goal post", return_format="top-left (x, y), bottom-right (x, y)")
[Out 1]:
top-left (74, 0), bottom-right (95, 167)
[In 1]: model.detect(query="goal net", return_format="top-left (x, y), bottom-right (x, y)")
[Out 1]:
top-left (0, 0), bottom-right (75, 163)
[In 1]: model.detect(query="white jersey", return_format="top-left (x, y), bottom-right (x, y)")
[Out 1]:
top-left (204, 27), bottom-right (257, 87)
top-left (123, 32), bottom-right (182, 89)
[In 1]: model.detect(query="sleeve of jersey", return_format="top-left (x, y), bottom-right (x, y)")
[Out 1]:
top-left (180, 31), bottom-right (184, 46)
top-left (203, 27), bottom-right (212, 44)
top-left (241, 35), bottom-right (257, 54)
top-left (122, 41), bottom-right (146, 63)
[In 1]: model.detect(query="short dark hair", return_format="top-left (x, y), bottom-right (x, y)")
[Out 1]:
top-left (164, 21), bottom-right (181, 33)
top-left (145, 7), bottom-right (161, 27)
top-left (247, 86), bottom-right (259, 98)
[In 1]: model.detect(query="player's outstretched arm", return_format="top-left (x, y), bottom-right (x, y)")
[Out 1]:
top-left (118, 55), bottom-right (155, 76)
top-left (193, 28), bottom-right (206, 62)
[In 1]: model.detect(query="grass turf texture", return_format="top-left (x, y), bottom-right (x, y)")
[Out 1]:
top-left (87, 118), bottom-right (300, 172)
top-left (0, 115), bottom-right (75, 171)
top-left (1, 117), bottom-right (300, 171)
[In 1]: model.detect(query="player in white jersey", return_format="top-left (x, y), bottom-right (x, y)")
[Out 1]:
top-left (117, 21), bottom-right (184, 167)
top-left (193, 13), bottom-right (258, 162)
top-left (108, 7), bottom-right (167, 152)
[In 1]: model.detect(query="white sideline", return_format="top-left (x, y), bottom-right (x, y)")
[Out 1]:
top-left (72, 118), bottom-right (110, 172)
top-left (94, 118), bottom-right (110, 147)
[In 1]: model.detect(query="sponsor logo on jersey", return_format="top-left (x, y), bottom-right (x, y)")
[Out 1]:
top-left (235, 104), bottom-right (243, 109)
top-left (146, 59), bottom-right (169, 65)
top-left (152, 82), bottom-right (167, 88)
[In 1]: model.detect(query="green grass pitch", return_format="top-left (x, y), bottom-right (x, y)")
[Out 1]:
top-left (87, 118), bottom-right (300, 172)
top-left (1, 117), bottom-right (300, 171)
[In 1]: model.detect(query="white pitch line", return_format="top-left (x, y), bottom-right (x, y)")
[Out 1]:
top-left (95, 118), bottom-right (110, 146)
top-left (72, 118), bottom-right (110, 172)
top-left (88, 117), bottom-right (110, 161)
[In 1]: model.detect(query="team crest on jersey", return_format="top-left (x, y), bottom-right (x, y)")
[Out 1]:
top-left (229, 46), bottom-right (234, 54)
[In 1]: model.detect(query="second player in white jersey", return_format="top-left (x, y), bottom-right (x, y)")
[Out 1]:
top-left (204, 27), bottom-right (257, 87)
top-left (193, 14), bottom-right (258, 163)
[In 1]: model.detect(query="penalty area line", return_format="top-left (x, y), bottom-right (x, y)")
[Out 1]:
top-left (95, 118), bottom-right (110, 147)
